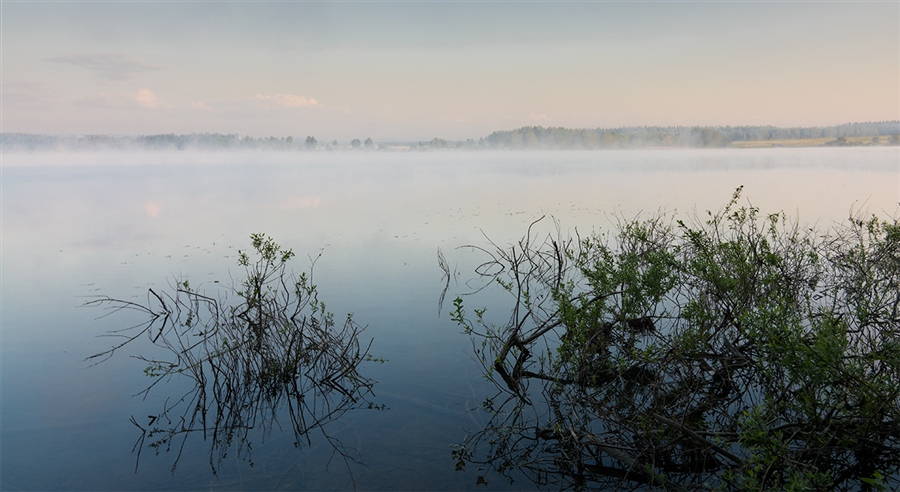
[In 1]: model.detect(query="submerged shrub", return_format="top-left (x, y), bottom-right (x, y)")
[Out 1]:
top-left (87, 234), bottom-right (377, 475)
top-left (449, 188), bottom-right (900, 490)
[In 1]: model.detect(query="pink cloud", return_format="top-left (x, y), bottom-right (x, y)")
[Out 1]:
top-left (135, 89), bottom-right (158, 108)
top-left (255, 94), bottom-right (319, 108)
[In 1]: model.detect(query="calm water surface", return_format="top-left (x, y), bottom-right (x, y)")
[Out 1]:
top-left (2, 149), bottom-right (898, 490)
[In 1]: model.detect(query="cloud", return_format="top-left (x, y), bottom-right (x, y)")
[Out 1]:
top-left (78, 89), bottom-right (161, 109)
top-left (281, 196), bottom-right (322, 210)
top-left (190, 101), bottom-right (210, 111)
top-left (135, 89), bottom-right (158, 108)
top-left (527, 112), bottom-right (549, 122)
top-left (255, 93), bottom-right (319, 108)
top-left (1, 80), bottom-right (49, 108)
top-left (79, 93), bottom-right (131, 108)
top-left (47, 54), bottom-right (160, 81)
top-left (144, 201), bottom-right (163, 218)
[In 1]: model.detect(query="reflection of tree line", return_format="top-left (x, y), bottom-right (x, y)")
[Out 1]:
top-left (88, 235), bottom-right (380, 478)
top-left (446, 188), bottom-right (900, 490)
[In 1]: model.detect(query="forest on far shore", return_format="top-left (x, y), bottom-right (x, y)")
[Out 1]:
top-left (2, 121), bottom-right (899, 151)
top-left (477, 121), bottom-right (900, 149)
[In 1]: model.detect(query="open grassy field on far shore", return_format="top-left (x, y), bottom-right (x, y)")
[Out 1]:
top-left (731, 135), bottom-right (895, 148)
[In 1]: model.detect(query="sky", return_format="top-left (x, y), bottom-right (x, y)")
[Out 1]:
top-left (2, 1), bottom-right (898, 141)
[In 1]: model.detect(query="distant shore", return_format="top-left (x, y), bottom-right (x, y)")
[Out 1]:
top-left (730, 136), bottom-right (897, 149)
top-left (2, 123), bottom-right (898, 152)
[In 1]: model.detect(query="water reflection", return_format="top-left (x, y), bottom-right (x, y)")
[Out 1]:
top-left (3, 149), bottom-right (896, 490)
top-left (86, 235), bottom-right (379, 476)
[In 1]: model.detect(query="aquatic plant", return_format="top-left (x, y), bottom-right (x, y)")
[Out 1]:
top-left (87, 234), bottom-right (377, 478)
top-left (448, 188), bottom-right (900, 490)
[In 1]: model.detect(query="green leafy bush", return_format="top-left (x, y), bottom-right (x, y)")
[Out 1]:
top-left (450, 188), bottom-right (900, 490)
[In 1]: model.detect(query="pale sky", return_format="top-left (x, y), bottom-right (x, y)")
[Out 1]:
top-left (2, 1), bottom-right (898, 141)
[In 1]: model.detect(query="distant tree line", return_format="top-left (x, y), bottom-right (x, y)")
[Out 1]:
top-left (0, 133), bottom-right (378, 152)
top-left (724, 121), bottom-right (900, 141)
top-left (410, 137), bottom-right (482, 150)
top-left (3, 121), bottom-right (898, 151)
top-left (483, 121), bottom-right (900, 149)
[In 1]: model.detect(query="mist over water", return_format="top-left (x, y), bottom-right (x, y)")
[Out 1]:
top-left (1, 148), bottom-right (897, 490)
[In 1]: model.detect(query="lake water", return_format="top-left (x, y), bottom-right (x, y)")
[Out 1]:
top-left (2, 148), bottom-right (898, 490)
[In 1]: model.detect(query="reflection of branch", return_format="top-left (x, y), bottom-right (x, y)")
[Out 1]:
top-left (82, 289), bottom-right (169, 365)
top-left (577, 429), bottom-right (677, 490)
top-left (438, 247), bottom-right (450, 316)
top-left (651, 413), bottom-right (742, 466)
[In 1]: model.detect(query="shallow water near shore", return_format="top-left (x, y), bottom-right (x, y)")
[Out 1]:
top-left (2, 148), bottom-right (898, 490)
